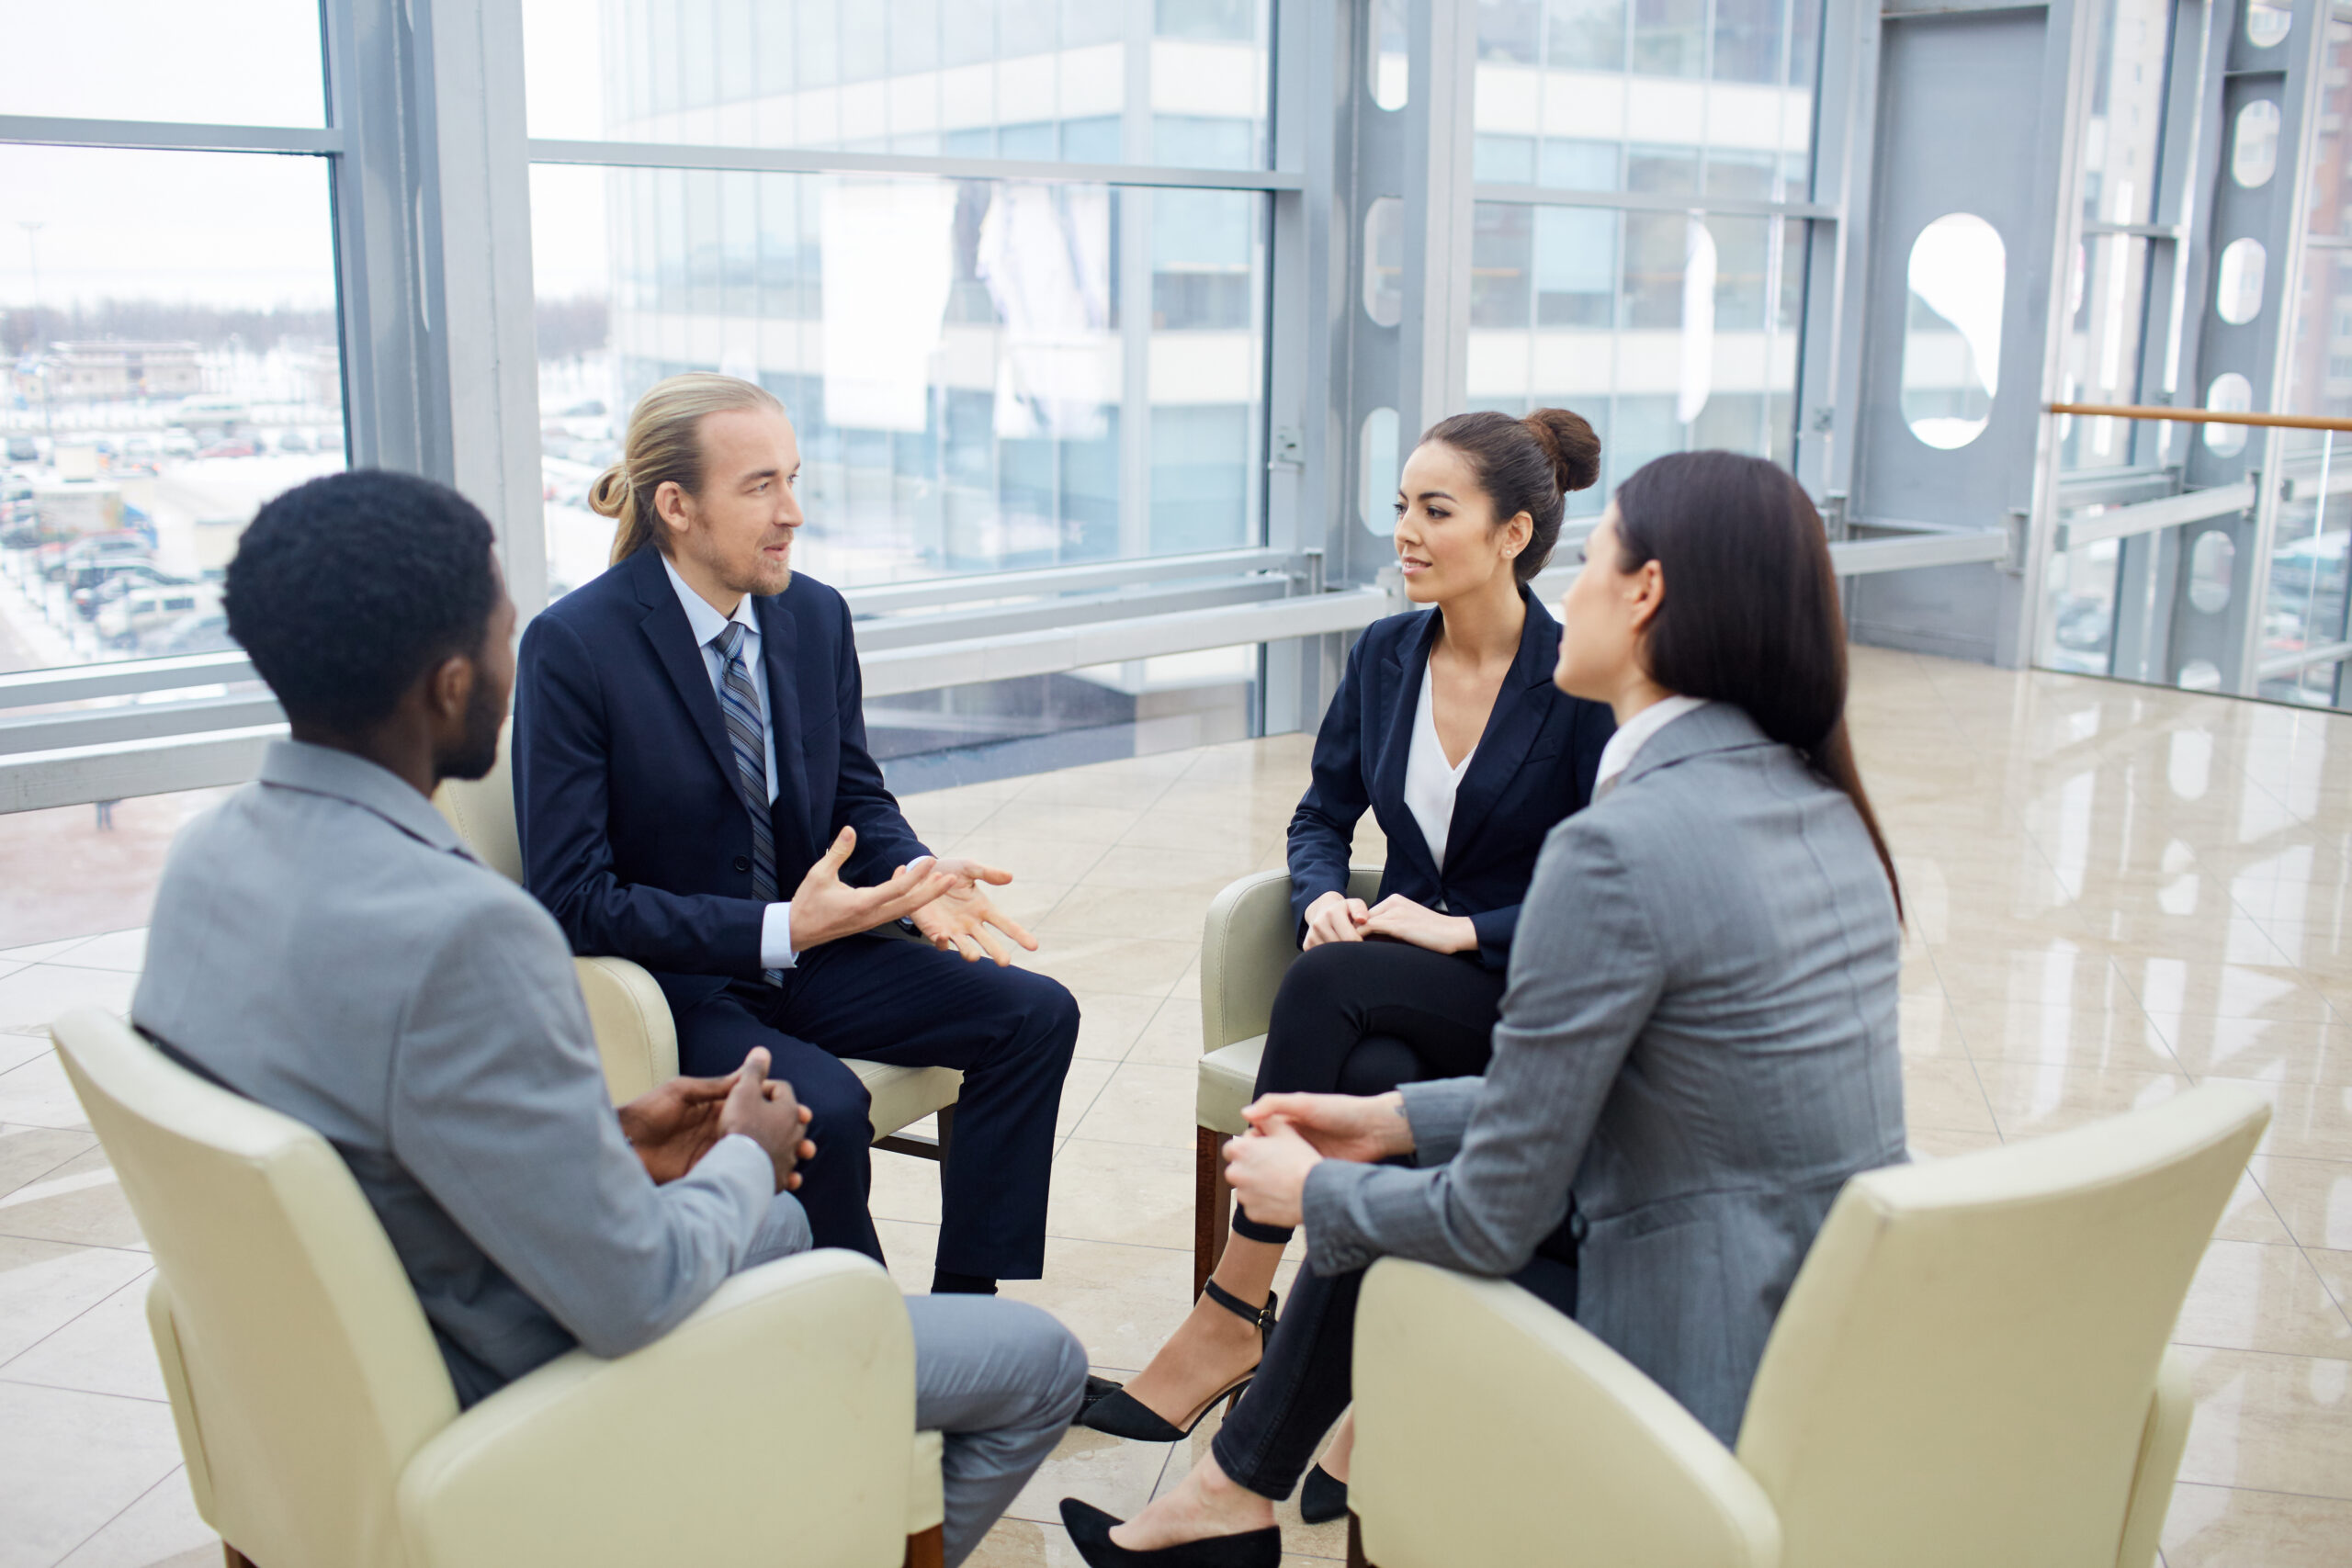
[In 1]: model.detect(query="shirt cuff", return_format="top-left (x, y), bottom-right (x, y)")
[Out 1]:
top-left (759, 902), bottom-right (798, 970)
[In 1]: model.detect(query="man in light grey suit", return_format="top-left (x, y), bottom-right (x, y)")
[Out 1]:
top-left (131, 469), bottom-right (1085, 1567)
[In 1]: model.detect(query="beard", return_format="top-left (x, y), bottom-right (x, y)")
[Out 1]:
top-left (442, 667), bottom-right (507, 783)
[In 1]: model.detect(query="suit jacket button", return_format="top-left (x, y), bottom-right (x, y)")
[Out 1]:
top-left (733, 855), bottom-right (752, 873)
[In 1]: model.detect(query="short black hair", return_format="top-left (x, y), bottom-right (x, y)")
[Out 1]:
top-left (225, 469), bottom-right (500, 732)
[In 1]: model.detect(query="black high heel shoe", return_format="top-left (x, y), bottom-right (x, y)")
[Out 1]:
top-left (1059, 1499), bottom-right (1282, 1568)
top-left (1298, 1463), bottom-right (1347, 1525)
top-left (1080, 1281), bottom-right (1279, 1441)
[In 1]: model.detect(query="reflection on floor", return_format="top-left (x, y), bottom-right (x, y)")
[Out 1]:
top-left (2, 645), bottom-right (2350, 1566)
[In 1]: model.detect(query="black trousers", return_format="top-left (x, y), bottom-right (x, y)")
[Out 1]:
top-left (674, 932), bottom-right (1079, 1280)
top-left (1210, 1241), bottom-right (1578, 1502)
top-left (1232, 940), bottom-right (1506, 1246)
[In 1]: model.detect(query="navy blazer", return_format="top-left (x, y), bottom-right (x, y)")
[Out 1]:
top-left (1289, 589), bottom-right (1613, 970)
top-left (513, 545), bottom-right (931, 1014)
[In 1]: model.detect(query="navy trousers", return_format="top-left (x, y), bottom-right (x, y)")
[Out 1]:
top-left (675, 931), bottom-right (1079, 1280)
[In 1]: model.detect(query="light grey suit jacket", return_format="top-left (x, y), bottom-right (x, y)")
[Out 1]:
top-left (131, 740), bottom-right (775, 1405)
top-left (1304, 702), bottom-right (1907, 1445)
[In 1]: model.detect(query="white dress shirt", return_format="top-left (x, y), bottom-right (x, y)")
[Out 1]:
top-left (1593, 694), bottom-right (1713, 797)
top-left (1404, 653), bottom-right (1476, 875)
top-left (662, 555), bottom-right (797, 970)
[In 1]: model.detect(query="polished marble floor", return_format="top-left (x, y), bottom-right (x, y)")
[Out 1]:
top-left (2, 645), bottom-right (2349, 1566)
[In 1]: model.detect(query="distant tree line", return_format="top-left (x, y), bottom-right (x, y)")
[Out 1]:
top-left (1, 299), bottom-right (337, 356)
top-left (537, 294), bottom-right (610, 361)
top-left (3, 294), bottom-right (613, 361)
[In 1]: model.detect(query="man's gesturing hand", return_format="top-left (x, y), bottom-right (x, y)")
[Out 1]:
top-left (716, 1047), bottom-right (816, 1193)
top-left (910, 858), bottom-right (1040, 964)
top-left (1241, 1089), bottom-right (1415, 1164)
top-left (788, 827), bottom-right (957, 952)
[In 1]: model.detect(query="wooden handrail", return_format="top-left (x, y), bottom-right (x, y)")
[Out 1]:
top-left (2046, 400), bottom-right (2352, 434)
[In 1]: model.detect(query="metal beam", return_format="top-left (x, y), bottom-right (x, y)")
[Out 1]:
top-left (2060, 480), bottom-right (2256, 549)
top-left (853, 578), bottom-right (1289, 654)
top-left (0, 694), bottom-right (287, 758)
top-left (0, 726), bottom-right (286, 816)
top-left (1828, 530), bottom-right (2014, 573)
top-left (0, 115), bottom-right (344, 154)
top-left (859, 588), bottom-right (1393, 698)
top-left (0, 653), bottom-right (257, 711)
top-left (1470, 184), bottom-right (1838, 220)
top-left (526, 139), bottom-right (1304, 191)
top-left (842, 549), bottom-right (1292, 616)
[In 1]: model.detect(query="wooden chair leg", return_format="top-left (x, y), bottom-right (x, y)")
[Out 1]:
top-left (903, 1523), bottom-right (944, 1568)
top-left (1347, 1512), bottom-right (1373, 1568)
top-left (224, 1548), bottom-right (257, 1568)
top-left (1194, 1125), bottom-right (1233, 1300)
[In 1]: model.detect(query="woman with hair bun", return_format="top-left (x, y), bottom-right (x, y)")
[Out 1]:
top-left (1082, 409), bottom-right (1616, 1479)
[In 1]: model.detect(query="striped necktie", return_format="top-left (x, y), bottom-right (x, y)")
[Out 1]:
top-left (712, 622), bottom-right (783, 986)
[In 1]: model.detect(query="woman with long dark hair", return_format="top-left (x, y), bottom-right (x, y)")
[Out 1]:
top-left (1057, 450), bottom-right (1909, 1565)
top-left (1083, 409), bottom-right (1615, 1460)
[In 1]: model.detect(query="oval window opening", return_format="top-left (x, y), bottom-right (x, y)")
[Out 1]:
top-left (2188, 531), bottom-right (2236, 615)
top-left (1360, 407), bottom-right (1400, 535)
top-left (2246, 0), bottom-right (2290, 48)
top-left (2204, 372), bottom-right (2254, 456)
top-left (1369, 0), bottom-right (1408, 110)
top-left (2216, 238), bottom-right (2267, 324)
top-left (1363, 197), bottom-right (1402, 327)
top-left (1901, 213), bottom-right (2006, 450)
top-left (2233, 100), bottom-right (2281, 187)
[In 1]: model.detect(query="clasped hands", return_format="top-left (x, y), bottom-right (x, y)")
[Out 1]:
top-left (787, 825), bottom-right (1040, 964)
top-left (1221, 1089), bottom-right (1417, 1230)
top-left (617, 1046), bottom-right (814, 1192)
top-left (1302, 887), bottom-right (1476, 955)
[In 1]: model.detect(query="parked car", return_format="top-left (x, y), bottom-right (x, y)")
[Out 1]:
top-left (100, 581), bottom-right (221, 649)
top-left (5, 436), bottom-right (39, 463)
top-left (53, 532), bottom-right (153, 585)
top-left (137, 609), bottom-right (237, 657)
top-left (160, 431), bottom-right (198, 458)
top-left (275, 427), bottom-right (313, 453)
top-left (196, 436), bottom-right (259, 460)
top-left (74, 563), bottom-right (189, 619)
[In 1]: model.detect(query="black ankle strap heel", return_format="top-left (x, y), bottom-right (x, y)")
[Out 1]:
top-left (1202, 1280), bottom-right (1278, 1345)
top-left (1078, 1283), bottom-right (1282, 1442)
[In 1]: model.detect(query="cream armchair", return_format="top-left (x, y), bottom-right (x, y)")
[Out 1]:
top-left (1193, 866), bottom-right (1383, 1296)
top-left (1347, 1081), bottom-right (2272, 1568)
top-left (433, 722), bottom-right (963, 1155)
top-left (52, 1007), bottom-right (947, 1568)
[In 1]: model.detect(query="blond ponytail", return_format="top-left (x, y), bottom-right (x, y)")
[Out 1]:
top-left (594, 372), bottom-right (786, 568)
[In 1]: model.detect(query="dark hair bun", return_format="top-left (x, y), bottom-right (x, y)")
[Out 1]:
top-left (1525, 407), bottom-right (1601, 493)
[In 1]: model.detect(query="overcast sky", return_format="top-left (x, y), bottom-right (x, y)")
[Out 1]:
top-left (0, 0), bottom-right (611, 310)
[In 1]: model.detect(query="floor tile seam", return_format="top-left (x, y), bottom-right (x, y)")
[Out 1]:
top-left (0, 1139), bottom-right (107, 1205)
top-left (2165, 1339), bottom-right (2352, 1375)
top-left (0, 1263), bottom-right (154, 1380)
top-left (0, 1234), bottom-right (148, 1259)
top-left (2229, 1170), bottom-right (2306, 1254)
top-left (2166, 1478), bottom-right (2352, 1506)
top-left (0, 1370), bottom-right (171, 1406)
top-left (31, 1452), bottom-right (187, 1568)
top-left (4, 960), bottom-right (143, 980)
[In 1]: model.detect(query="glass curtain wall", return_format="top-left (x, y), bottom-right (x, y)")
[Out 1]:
top-left (0, 6), bottom-right (347, 680)
top-left (1461, 0), bottom-right (1822, 508)
top-left (522, 0), bottom-right (1277, 782)
top-left (2266, 8), bottom-right (2352, 707)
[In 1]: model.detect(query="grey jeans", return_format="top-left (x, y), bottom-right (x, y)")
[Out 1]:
top-left (747, 1195), bottom-right (1086, 1566)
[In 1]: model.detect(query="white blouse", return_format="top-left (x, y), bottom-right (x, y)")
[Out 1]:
top-left (1405, 655), bottom-right (1476, 875)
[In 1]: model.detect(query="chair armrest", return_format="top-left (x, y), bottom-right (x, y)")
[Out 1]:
top-left (574, 955), bottom-right (679, 1106)
top-left (397, 1251), bottom-right (916, 1568)
top-left (1198, 866), bottom-right (1383, 1054)
top-left (2117, 1347), bottom-right (2194, 1568)
top-left (1352, 1258), bottom-right (1781, 1568)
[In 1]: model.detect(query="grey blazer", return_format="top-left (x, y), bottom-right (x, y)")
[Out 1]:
top-left (131, 740), bottom-right (776, 1406)
top-left (1304, 702), bottom-right (1908, 1445)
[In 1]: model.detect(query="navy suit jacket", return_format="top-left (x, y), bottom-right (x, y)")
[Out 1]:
top-left (1289, 589), bottom-right (1613, 970)
top-left (513, 545), bottom-right (931, 1014)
